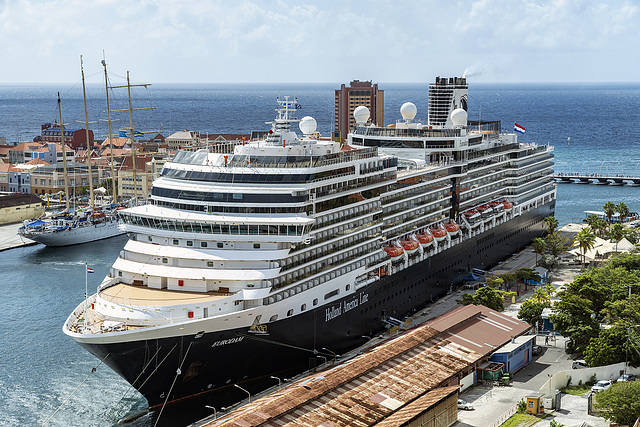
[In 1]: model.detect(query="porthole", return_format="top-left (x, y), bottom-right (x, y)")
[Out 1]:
top-left (313, 298), bottom-right (318, 306)
top-left (162, 258), bottom-right (168, 264)
top-left (269, 314), bottom-right (278, 322)
top-left (217, 243), bottom-right (223, 248)
top-left (173, 239), bottom-right (179, 245)
top-left (207, 261), bottom-right (214, 267)
top-left (201, 241), bottom-right (208, 247)
top-left (301, 304), bottom-right (306, 311)
top-left (253, 243), bottom-right (260, 249)
top-left (346, 284), bottom-right (351, 291)
top-left (187, 241), bottom-right (193, 247)
top-left (287, 309), bottom-right (293, 317)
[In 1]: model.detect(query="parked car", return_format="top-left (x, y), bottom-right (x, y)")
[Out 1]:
top-left (617, 373), bottom-right (636, 382)
top-left (532, 345), bottom-right (541, 355)
top-left (591, 380), bottom-right (612, 393)
top-left (572, 360), bottom-right (587, 369)
top-left (457, 399), bottom-right (473, 410)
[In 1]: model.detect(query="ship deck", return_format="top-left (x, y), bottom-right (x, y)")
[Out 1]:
top-left (99, 283), bottom-right (229, 307)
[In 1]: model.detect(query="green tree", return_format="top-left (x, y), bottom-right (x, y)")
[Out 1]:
top-left (616, 202), bottom-right (630, 223)
top-left (457, 286), bottom-right (506, 311)
top-left (550, 294), bottom-right (599, 354)
top-left (583, 326), bottom-right (627, 367)
top-left (585, 214), bottom-right (600, 231)
top-left (539, 253), bottom-right (559, 272)
top-left (544, 232), bottom-right (570, 257)
top-left (543, 216), bottom-right (559, 234)
top-left (515, 268), bottom-right (542, 289)
top-left (517, 298), bottom-right (549, 327)
top-left (603, 201), bottom-right (616, 224)
top-left (594, 381), bottom-right (640, 426)
top-left (573, 228), bottom-right (596, 266)
top-left (532, 287), bottom-right (551, 304)
top-left (593, 217), bottom-right (609, 238)
top-left (531, 237), bottom-right (546, 266)
top-left (609, 223), bottom-right (625, 252)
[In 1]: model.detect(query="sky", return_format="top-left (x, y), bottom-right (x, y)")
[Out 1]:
top-left (0, 0), bottom-right (638, 84)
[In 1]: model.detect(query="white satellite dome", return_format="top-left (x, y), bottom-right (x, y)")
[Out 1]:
top-left (450, 108), bottom-right (467, 126)
top-left (299, 116), bottom-right (317, 135)
top-left (400, 102), bottom-right (417, 121)
top-left (353, 106), bottom-right (370, 124)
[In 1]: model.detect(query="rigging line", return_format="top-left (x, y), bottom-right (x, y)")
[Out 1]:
top-left (41, 352), bottom-right (111, 427)
top-left (153, 341), bottom-right (194, 427)
top-left (107, 344), bottom-right (165, 416)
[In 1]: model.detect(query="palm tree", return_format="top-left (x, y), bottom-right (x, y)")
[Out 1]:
top-left (531, 237), bottom-right (545, 266)
top-left (616, 202), bottom-right (630, 223)
top-left (603, 201), bottom-right (616, 224)
top-left (543, 216), bottom-right (559, 234)
top-left (594, 218), bottom-right (609, 238)
top-left (532, 287), bottom-right (551, 304)
top-left (573, 228), bottom-right (597, 266)
top-left (609, 223), bottom-right (625, 252)
top-left (585, 214), bottom-right (600, 231)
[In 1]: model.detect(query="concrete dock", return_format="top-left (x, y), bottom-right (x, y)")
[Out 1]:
top-left (0, 222), bottom-right (38, 252)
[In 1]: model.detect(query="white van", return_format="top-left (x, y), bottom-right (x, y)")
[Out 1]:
top-left (572, 360), bottom-right (587, 369)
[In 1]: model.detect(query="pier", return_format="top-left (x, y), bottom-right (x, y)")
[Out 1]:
top-left (554, 173), bottom-right (640, 186)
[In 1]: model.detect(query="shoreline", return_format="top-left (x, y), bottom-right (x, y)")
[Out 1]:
top-left (0, 222), bottom-right (37, 252)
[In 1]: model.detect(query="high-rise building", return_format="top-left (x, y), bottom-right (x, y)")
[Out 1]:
top-left (427, 77), bottom-right (468, 127)
top-left (334, 80), bottom-right (383, 142)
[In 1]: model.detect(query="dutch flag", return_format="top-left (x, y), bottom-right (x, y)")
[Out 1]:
top-left (87, 267), bottom-right (95, 273)
top-left (514, 123), bottom-right (526, 134)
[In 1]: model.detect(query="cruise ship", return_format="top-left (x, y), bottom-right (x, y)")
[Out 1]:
top-left (63, 77), bottom-right (555, 410)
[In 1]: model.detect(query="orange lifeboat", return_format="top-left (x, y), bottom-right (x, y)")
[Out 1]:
top-left (478, 205), bottom-right (493, 217)
top-left (503, 201), bottom-right (514, 211)
top-left (430, 227), bottom-right (448, 242)
top-left (463, 210), bottom-right (481, 222)
top-left (444, 221), bottom-right (460, 236)
top-left (384, 246), bottom-right (404, 260)
top-left (400, 239), bottom-right (420, 255)
top-left (90, 211), bottom-right (106, 219)
top-left (416, 232), bottom-right (435, 247)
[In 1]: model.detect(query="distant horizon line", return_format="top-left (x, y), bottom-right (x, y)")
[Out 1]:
top-left (2, 81), bottom-right (640, 86)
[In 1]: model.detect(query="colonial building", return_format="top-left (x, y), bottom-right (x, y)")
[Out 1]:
top-left (37, 123), bottom-right (94, 150)
top-left (165, 130), bottom-right (199, 151)
top-left (29, 161), bottom-right (102, 196)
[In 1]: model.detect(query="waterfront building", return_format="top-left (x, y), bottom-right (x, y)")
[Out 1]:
top-left (29, 161), bottom-right (102, 196)
top-left (165, 130), bottom-right (200, 151)
top-left (37, 123), bottom-right (94, 150)
top-left (334, 80), bottom-right (384, 141)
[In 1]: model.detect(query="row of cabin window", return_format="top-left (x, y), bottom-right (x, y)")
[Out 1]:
top-left (268, 284), bottom-right (349, 321)
top-left (148, 235), bottom-right (261, 249)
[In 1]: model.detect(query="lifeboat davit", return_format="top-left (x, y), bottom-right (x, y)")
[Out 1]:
top-left (463, 210), bottom-right (481, 222)
top-left (416, 232), bottom-right (435, 247)
top-left (489, 201), bottom-right (504, 211)
top-left (430, 227), bottom-right (448, 242)
top-left (444, 221), bottom-right (461, 236)
top-left (478, 205), bottom-right (493, 217)
top-left (503, 201), bottom-right (514, 211)
top-left (384, 245), bottom-right (405, 260)
top-left (401, 239), bottom-right (420, 255)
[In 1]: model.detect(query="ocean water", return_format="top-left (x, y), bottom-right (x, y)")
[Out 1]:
top-left (1, 82), bottom-right (640, 426)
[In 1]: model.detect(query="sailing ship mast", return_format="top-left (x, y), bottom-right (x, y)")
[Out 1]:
top-left (80, 56), bottom-right (95, 210)
top-left (57, 93), bottom-right (70, 212)
top-left (102, 57), bottom-right (118, 203)
top-left (108, 72), bottom-right (154, 205)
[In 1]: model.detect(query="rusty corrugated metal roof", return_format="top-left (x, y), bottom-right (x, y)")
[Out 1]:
top-left (209, 327), bottom-right (480, 427)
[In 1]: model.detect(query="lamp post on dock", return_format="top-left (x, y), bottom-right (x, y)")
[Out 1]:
top-left (234, 384), bottom-right (251, 403)
top-left (322, 347), bottom-right (339, 364)
top-left (205, 405), bottom-right (217, 420)
top-left (270, 376), bottom-right (282, 390)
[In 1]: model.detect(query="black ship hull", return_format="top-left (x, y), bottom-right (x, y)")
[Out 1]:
top-left (79, 202), bottom-right (554, 409)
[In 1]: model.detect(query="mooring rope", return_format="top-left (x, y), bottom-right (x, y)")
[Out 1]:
top-left (153, 342), bottom-right (193, 427)
top-left (41, 353), bottom-right (110, 427)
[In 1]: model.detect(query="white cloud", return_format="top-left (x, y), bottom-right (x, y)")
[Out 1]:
top-left (0, 0), bottom-right (638, 83)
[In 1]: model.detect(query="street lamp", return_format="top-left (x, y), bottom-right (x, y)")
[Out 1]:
top-left (322, 347), bottom-right (339, 364)
top-left (205, 405), bottom-right (217, 420)
top-left (234, 383), bottom-right (251, 403)
top-left (270, 376), bottom-right (282, 390)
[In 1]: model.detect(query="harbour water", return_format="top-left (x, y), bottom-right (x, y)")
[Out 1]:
top-left (1, 82), bottom-right (639, 426)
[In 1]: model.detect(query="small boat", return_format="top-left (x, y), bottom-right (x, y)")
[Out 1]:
top-left (444, 221), bottom-right (461, 236)
top-left (478, 205), bottom-right (493, 217)
top-left (384, 245), bottom-right (405, 260)
top-left (503, 201), bottom-right (514, 211)
top-left (489, 201), bottom-right (504, 211)
top-left (416, 232), bottom-right (435, 247)
top-left (430, 227), bottom-right (448, 242)
top-left (462, 210), bottom-right (481, 222)
top-left (400, 239), bottom-right (420, 255)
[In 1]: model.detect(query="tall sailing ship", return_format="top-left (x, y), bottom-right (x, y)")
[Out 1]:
top-left (18, 59), bottom-right (125, 247)
top-left (63, 77), bottom-right (555, 409)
